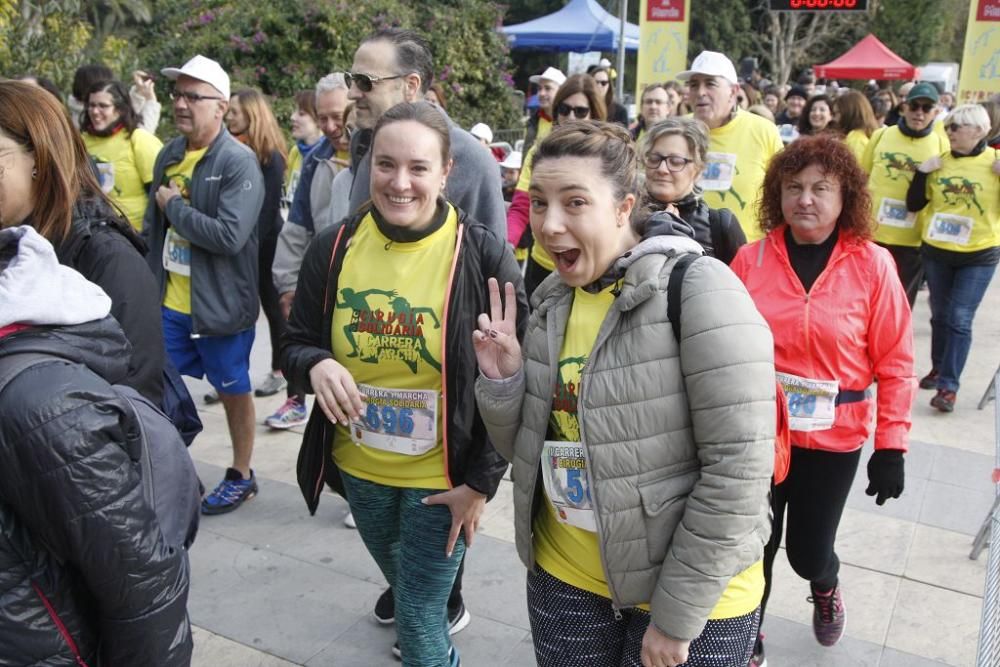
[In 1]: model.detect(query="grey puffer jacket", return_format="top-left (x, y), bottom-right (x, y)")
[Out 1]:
top-left (476, 235), bottom-right (775, 641)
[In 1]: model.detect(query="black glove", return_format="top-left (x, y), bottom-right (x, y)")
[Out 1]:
top-left (865, 449), bottom-right (905, 506)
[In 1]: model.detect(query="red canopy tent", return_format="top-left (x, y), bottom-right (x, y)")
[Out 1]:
top-left (813, 34), bottom-right (916, 80)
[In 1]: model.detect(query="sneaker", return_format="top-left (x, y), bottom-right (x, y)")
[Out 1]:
top-left (255, 371), bottom-right (287, 397)
top-left (265, 397), bottom-right (307, 429)
top-left (391, 643), bottom-right (459, 665)
top-left (373, 588), bottom-right (394, 625)
top-left (930, 389), bottom-right (956, 413)
top-left (748, 632), bottom-right (767, 667)
top-left (204, 389), bottom-right (220, 405)
top-left (201, 468), bottom-right (258, 515)
top-left (448, 601), bottom-right (471, 635)
top-left (919, 368), bottom-right (940, 390)
top-left (343, 511), bottom-right (357, 528)
top-left (808, 584), bottom-right (846, 647)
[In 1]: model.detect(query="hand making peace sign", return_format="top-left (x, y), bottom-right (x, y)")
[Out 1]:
top-left (472, 278), bottom-right (522, 380)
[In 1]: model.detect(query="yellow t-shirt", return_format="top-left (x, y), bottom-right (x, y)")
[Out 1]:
top-left (515, 145), bottom-right (555, 271)
top-left (702, 110), bottom-right (783, 242)
top-left (922, 149), bottom-right (1000, 253)
top-left (83, 128), bottom-right (163, 231)
top-left (533, 284), bottom-right (764, 618)
top-left (331, 206), bottom-right (458, 489)
top-left (283, 144), bottom-right (305, 208)
top-left (162, 146), bottom-right (208, 314)
top-left (843, 129), bottom-right (870, 165)
top-left (861, 125), bottom-right (950, 247)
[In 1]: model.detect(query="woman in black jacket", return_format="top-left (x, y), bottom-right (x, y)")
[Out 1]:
top-left (641, 117), bottom-right (747, 264)
top-left (0, 80), bottom-right (165, 403)
top-left (281, 101), bottom-right (526, 667)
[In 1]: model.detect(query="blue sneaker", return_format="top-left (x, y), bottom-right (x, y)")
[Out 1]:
top-left (265, 397), bottom-right (307, 429)
top-left (201, 468), bottom-right (258, 515)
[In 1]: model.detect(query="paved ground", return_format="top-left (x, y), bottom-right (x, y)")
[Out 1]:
top-left (184, 279), bottom-right (999, 667)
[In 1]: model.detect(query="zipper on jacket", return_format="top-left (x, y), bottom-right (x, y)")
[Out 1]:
top-left (31, 581), bottom-right (90, 667)
top-left (438, 222), bottom-right (466, 488)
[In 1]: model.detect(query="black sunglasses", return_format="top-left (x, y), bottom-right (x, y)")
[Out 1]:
top-left (169, 89), bottom-right (223, 104)
top-left (557, 103), bottom-right (590, 119)
top-left (345, 71), bottom-right (403, 93)
top-left (945, 123), bottom-right (968, 133)
top-left (908, 102), bottom-right (935, 113)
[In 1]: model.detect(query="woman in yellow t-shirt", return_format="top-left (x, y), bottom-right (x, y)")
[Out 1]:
top-left (906, 104), bottom-right (1000, 412)
top-left (833, 90), bottom-right (879, 164)
top-left (282, 101), bottom-right (525, 667)
top-left (506, 74), bottom-right (606, 302)
top-left (80, 80), bottom-right (162, 231)
top-left (475, 122), bottom-right (775, 667)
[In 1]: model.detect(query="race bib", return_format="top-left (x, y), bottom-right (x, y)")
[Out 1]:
top-left (162, 228), bottom-right (191, 276)
top-left (776, 372), bottom-right (839, 432)
top-left (927, 212), bottom-right (974, 246)
top-left (541, 441), bottom-right (595, 532)
top-left (95, 162), bottom-right (115, 194)
top-left (778, 124), bottom-right (799, 144)
top-left (877, 198), bottom-right (917, 229)
top-left (700, 152), bottom-right (738, 191)
top-left (350, 384), bottom-right (438, 456)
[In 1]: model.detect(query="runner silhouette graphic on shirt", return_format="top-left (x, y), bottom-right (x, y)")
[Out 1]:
top-left (337, 287), bottom-right (398, 358)
top-left (337, 288), bottom-right (442, 374)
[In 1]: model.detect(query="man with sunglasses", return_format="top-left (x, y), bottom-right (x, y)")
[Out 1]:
top-left (861, 82), bottom-right (950, 307)
top-left (678, 51), bottom-right (782, 242)
top-left (345, 28), bottom-right (506, 241)
top-left (142, 55), bottom-right (265, 515)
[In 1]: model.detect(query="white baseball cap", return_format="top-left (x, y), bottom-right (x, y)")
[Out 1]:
top-left (677, 51), bottom-right (738, 86)
top-left (500, 150), bottom-right (522, 170)
top-left (162, 55), bottom-right (231, 100)
top-left (529, 66), bottom-right (567, 88)
top-left (470, 123), bottom-right (493, 143)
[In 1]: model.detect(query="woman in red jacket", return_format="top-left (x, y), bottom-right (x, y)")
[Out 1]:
top-left (730, 135), bottom-right (916, 666)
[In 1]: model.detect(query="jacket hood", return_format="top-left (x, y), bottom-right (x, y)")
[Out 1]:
top-left (0, 226), bottom-right (111, 328)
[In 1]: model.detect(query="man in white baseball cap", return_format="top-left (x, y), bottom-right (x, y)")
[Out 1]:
top-left (144, 53), bottom-right (266, 515)
top-left (470, 122), bottom-right (493, 146)
top-left (524, 66), bottom-right (566, 152)
top-left (676, 50), bottom-right (782, 240)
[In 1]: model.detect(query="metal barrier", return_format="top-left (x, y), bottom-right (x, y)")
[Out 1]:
top-left (975, 366), bottom-right (1000, 665)
top-left (493, 128), bottom-right (524, 146)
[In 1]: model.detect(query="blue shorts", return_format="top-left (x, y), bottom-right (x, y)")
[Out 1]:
top-left (161, 306), bottom-right (255, 395)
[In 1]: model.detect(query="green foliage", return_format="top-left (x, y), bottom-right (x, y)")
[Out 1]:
top-left (0, 1), bottom-right (93, 91)
top-left (870, 0), bottom-right (950, 65)
top-left (133, 0), bottom-right (519, 130)
top-left (690, 0), bottom-right (755, 63)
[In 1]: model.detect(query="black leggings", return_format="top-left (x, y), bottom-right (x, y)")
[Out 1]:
top-left (259, 234), bottom-right (304, 401)
top-left (879, 242), bottom-right (923, 309)
top-left (761, 446), bottom-right (862, 621)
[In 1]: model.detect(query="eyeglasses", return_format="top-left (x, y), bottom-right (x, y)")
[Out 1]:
top-left (908, 102), bottom-right (935, 113)
top-left (170, 89), bottom-right (223, 104)
top-left (945, 123), bottom-right (968, 133)
top-left (556, 103), bottom-right (590, 119)
top-left (345, 72), bottom-right (403, 93)
top-left (644, 153), bottom-right (695, 172)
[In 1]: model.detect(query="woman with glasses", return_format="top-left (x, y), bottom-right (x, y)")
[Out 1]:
top-left (283, 101), bottom-right (525, 667)
top-left (906, 104), bottom-right (1000, 412)
top-left (860, 83), bottom-right (950, 308)
top-left (506, 74), bottom-right (606, 300)
top-left (587, 63), bottom-right (629, 127)
top-left (641, 117), bottom-right (746, 264)
top-left (475, 121), bottom-right (775, 667)
top-left (80, 80), bottom-right (164, 231)
top-left (0, 80), bottom-right (166, 404)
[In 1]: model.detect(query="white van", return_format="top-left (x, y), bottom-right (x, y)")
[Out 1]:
top-left (917, 62), bottom-right (960, 94)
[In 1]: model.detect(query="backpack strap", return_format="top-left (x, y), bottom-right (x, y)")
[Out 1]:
top-left (0, 352), bottom-right (59, 397)
top-left (667, 253), bottom-right (701, 343)
top-left (708, 208), bottom-right (724, 260)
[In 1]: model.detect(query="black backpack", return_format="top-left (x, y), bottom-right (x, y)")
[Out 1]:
top-left (0, 353), bottom-right (201, 549)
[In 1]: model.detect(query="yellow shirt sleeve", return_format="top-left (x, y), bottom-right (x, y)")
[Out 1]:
top-left (130, 128), bottom-right (163, 186)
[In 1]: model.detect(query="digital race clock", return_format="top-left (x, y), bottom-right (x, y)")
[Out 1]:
top-left (769, 0), bottom-right (869, 10)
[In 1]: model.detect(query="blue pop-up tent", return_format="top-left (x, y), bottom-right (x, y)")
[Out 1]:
top-left (501, 0), bottom-right (640, 52)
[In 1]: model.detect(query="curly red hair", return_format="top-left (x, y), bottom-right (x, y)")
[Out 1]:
top-left (757, 134), bottom-right (873, 240)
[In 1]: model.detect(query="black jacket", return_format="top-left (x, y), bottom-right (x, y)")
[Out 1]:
top-left (0, 319), bottom-right (192, 667)
top-left (281, 206), bottom-right (528, 513)
top-left (54, 197), bottom-right (166, 404)
top-left (675, 197), bottom-right (747, 266)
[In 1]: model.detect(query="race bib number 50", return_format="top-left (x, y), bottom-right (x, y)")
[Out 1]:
top-left (162, 228), bottom-right (191, 276)
top-left (350, 384), bottom-right (438, 456)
